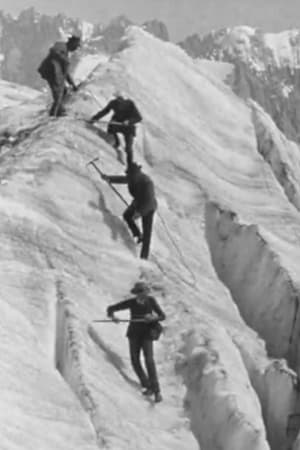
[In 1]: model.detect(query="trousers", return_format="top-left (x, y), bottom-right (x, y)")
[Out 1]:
top-left (129, 336), bottom-right (160, 393)
top-left (107, 123), bottom-right (135, 166)
top-left (123, 203), bottom-right (155, 259)
top-left (47, 60), bottom-right (68, 117)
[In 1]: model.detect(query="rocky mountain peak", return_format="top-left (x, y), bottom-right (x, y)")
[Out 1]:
top-left (180, 26), bottom-right (300, 144)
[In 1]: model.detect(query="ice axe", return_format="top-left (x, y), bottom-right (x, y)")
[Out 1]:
top-left (92, 318), bottom-right (147, 323)
top-left (87, 157), bottom-right (128, 206)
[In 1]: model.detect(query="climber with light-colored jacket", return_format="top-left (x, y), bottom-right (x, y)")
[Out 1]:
top-left (38, 35), bottom-right (81, 117)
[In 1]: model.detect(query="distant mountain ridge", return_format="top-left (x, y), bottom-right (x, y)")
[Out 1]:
top-left (0, 7), bottom-right (169, 88)
top-left (179, 26), bottom-right (300, 143)
top-left (2, 9), bottom-right (300, 144)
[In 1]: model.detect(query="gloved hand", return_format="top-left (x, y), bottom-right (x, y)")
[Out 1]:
top-left (111, 314), bottom-right (120, 323)
top-left (101, 174), bottom-right (109, 182)
top-left (107, 306), bottom-right (120, 323)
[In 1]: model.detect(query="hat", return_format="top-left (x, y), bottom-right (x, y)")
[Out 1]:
top-left (130, 281), bottom-right (149, 294)
top-left (67, 35), bottom-right (81, 45)
top-left (126, 162), bottom-right (142, 174)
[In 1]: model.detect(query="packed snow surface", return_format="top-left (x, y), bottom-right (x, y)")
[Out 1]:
top-left (1, 26), bottom-right (300, 449)
top-left (0, 79), bottom-right (40, 108)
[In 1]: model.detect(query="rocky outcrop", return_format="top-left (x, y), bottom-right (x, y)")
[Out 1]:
top-left (142, 20), bottom-right (169, 41)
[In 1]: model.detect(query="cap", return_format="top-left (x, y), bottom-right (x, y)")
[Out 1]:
top-left (67, 35), bottom-right (81, 45)
top-left (126, 162), bottom-right (142, 174)
top-left (130, 281), bottom-right (150, 294)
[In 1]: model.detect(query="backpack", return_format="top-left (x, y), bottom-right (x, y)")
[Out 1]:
top-left (149, 321), bottom-right (163, 341)
top-left (37, 55), bottom-right (53, 80)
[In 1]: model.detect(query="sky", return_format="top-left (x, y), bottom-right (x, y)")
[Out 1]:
top-left (1, 0), bottom-right (300, 41)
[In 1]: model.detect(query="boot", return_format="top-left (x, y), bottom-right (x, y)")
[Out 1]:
top-left (154, 392), bottom-right (163, 403)
top-left (142, 387), bottom-right (153, 396)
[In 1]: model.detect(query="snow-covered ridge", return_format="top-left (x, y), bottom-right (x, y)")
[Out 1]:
top-left (2, 26), bottom-right (300, 449)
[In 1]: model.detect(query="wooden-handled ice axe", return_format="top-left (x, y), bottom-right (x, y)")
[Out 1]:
top-left (86, 157), bottom-right (128, 206)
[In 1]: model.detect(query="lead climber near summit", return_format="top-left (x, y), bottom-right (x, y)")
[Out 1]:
top-left (89, 92), bottom-right (142, 167)
top-left (107, 281), bottom-right (165, 402)
top-left (38, 35), bottom-right (81, 117)
top-left (101, 162), bottom-right (157, 260)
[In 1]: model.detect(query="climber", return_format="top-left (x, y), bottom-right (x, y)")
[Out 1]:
top-left (101, 162), bottom-right (157, 259)
top-left (89, 92), bottom-right (142, 167)
top-left (37, 35), bottom-right (81, 117)
top-left (107, 281), bottom-right (165, 402)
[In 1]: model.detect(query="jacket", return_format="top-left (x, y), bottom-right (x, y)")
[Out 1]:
top-left (107, 296), bottom-right (166, 339)
top-left (108, 170), bottom-right (157, 216)
top-left (92, 97), bottom-right (142, 125)
top-left (38, 42), bottom-right (74, 85)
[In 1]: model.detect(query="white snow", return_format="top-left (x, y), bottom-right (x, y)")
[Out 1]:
top-left (194, 59), bottom-right (234, 85)
top-left (1, 25), bottom-right (300, 449)
top-left (73, 53), bottom-right (110, 85)
top-left (0, 79), bottom-right (41, 109)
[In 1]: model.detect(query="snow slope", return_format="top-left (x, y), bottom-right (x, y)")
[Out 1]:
top-left (1, 26), bottom-right (300, 449)
top-left (0, 79), bottom-right (40, 109)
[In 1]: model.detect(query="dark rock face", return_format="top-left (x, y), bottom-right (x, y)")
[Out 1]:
top-left (142, 20), bottom-right (169, 41)
top-left (179, 27), bottom-right (300, 143)
top-left (0, 8), bottom-right (169, 89)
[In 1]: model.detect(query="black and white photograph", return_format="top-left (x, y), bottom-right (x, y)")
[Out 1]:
top-left (1, 0), bottom-right (300, 449)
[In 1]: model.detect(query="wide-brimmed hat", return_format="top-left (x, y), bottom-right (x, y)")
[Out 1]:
top-left (130, 281), bottom-right (149, 294)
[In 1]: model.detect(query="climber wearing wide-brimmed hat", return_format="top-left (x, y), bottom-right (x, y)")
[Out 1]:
top-left (107, 281), bottom-right (165, 402)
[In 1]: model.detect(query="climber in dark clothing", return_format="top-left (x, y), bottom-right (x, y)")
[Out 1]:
top-left (101, 162), bottom-right (157, 259)
top-left (90, 93), bottom-right (142, 166)
top-left (38, 35), bottom-right (80, 117)
top-left (107, 281), bottom-right (166, 402)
